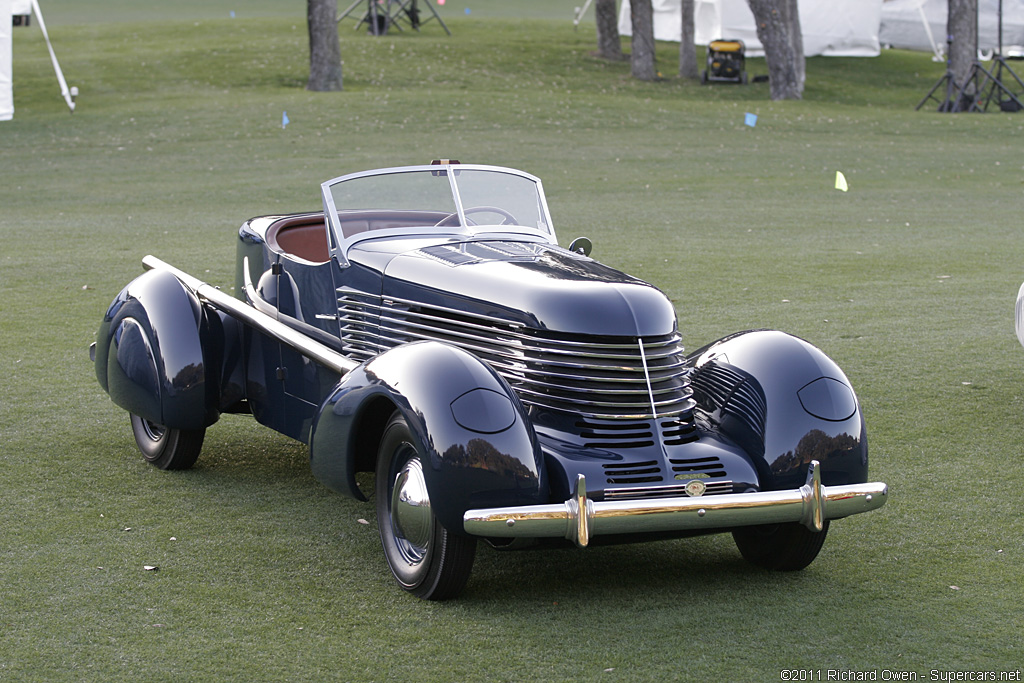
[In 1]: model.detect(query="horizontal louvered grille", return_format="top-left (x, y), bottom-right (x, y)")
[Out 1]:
top-left (337, 292), bottom-right (382, 360)
top-left (669, 455), bottom-right (728, 479)
top-left (603, 460), bottom-right (663, 484)
top-left (690, 362), bottom-right (767, 439)
top-left (661, 417), bottom-right (699, 445)
top-left (602, 454), bottom-right (732, 496)
top-left (338, 291), bottom-right (696, 420)
top-left (577, 419), bottom-right (655, 448)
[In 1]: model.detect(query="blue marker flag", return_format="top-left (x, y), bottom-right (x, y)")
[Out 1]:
top-left (282, 111), bottom-right (290, 128)
top-left (744, 112), bottom-right (757, 127)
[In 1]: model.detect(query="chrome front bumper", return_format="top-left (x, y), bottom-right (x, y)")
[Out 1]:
top-left (463, 460), bottom-right (887, 548)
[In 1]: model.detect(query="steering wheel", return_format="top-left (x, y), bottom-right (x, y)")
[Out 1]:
top-left (434, 206), bottom-right (519, 228)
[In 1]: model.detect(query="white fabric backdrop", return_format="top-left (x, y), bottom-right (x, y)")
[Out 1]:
top-left (1, 0), bottom-right (13, 121)
top-left (618, 0), bottom-right (884, 57)
top-left (879, 0), bottom-right (1024, 56)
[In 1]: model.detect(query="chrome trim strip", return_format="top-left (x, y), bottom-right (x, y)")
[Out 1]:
top-left (463, 460), bottom-right (887, 548)
top-left (602, 481), bottom-right (734, 500)
top-left (637, 337), bottom-right (659, 419)
top-left (239, 259), bottom-right (279, 319)
top-left (238, 261), bottom-right (348, 352)
top-left (142, 256), bottom-right (359, 376)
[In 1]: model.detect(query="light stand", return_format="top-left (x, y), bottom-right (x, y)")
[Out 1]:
top-left (337, 0), bottom-right (450, 36)
top-left (916, 37), bottom-right (963, 111)
top-left (917, 0), bottom-right (1023, 112)
top-left (337, 0), bottom-right (388, 35)
top-left (970, 0), bottom-right (1024, 111)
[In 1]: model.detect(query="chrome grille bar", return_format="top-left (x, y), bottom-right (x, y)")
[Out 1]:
top-left (338, 290), bottom-right (695, 420)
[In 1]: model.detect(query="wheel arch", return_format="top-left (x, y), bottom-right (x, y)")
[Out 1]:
top-left (690, 330), bottom-right (869, 491)
top-left (309, 341), bottom-right (547, 532)
top-left (94, 269), bottom-right (221, 430)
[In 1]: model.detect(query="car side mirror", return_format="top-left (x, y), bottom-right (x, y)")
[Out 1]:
top-left (568, 237), bottom-right (592, 257)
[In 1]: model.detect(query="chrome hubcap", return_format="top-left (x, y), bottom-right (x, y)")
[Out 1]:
top-left (391, 457), bottom-right (433, 560)
top-left (141, 419), bottom-right (166, 442)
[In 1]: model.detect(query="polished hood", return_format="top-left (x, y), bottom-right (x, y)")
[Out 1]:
top-left (378, 240), bottom-right (677, 337)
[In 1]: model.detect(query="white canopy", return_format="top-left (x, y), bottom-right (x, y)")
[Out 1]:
top-left (879, 0), bottom-right (1024, 59)
top-left (618, 0), bottom-right (884, 57)
top-left (1, 0), bottom-right (13, 121)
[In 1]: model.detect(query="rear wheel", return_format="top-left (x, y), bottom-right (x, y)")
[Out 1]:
top-left (732, 521), bottom-right (830, 571)
top-left (130, 413), bottom-right (205, 470)
top-left (375, 412), bottom-right (476, 600)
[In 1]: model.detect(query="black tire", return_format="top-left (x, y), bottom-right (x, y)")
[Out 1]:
top-left (732, 521), bottom-right (830, 571)
top-left (130, 413), bottom-right (205, 470)
top-left (375, 412), bottom-right (476, 600)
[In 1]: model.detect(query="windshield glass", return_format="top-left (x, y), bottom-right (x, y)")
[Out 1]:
top-left (329, 170), bottom-right (458, 215)
top-left (321, 165), bottom-right (554, 252)
top-left (452, 169), bottom-right (549, 232)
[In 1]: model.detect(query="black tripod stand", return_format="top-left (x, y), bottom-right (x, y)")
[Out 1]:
top-left (916, 1), bottom-right (1023, 112)
top-left (966, 0), bottom-right (1024, 111)
top-left (957, 55), bottom-right (1024, 111)
top-left (916, 38), bottom-right (963, 111)
top-left (337, 0), bottom-right (450, 36)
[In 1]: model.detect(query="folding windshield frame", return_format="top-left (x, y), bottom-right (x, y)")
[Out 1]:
top-left (320, 164), bottom-right (557, 267)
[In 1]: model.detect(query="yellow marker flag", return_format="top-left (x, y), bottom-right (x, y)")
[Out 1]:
top-left (835, 171), bottom-right (849, 192)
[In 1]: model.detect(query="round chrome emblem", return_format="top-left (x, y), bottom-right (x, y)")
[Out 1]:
top-left (684, 480), bottom-right (707, 497)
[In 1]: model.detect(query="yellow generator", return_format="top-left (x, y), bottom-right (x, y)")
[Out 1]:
top-left (702, 39), bottom-right (747, 84)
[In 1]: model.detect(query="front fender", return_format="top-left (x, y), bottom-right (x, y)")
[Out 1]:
top-left (94, 269), bottom-right (217, 430)
top-left (690, 330), bottom-right (868, 490)
top-left (309, 341), bottom-right (546, 533)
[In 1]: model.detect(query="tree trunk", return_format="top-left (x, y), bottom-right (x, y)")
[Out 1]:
top-left (307, 0), bottom-right (343, 92)
top-left (679, 0), bottom-right (698, 79)
top-left (747, 0), bottom-right (804, 100)
top-left (782, 0), bottom-right (804, 88)
top-left (630, 0), bottom-right (657, 80)
top-left (948, 0), bottom-right (978, 101)
top-left (595, 0), bottom-right (625, 60)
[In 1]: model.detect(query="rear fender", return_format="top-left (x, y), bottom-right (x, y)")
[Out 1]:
top-left (94, 269), bottom-right (219, 430)
top-left (690, 330), bottom-right (868, 490)
top-left (310, 341), bottom-right (546, 533)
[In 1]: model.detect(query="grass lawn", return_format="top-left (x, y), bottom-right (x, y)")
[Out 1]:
top-left (2, 6), bottom-right (1022, 682)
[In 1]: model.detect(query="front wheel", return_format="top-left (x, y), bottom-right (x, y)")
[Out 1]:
top-left (375, 412), bottom-right (476, 600)
top-left (732, 521), bottom-right (830, 571)
top-left (130, 413), bottom-right (205, 470)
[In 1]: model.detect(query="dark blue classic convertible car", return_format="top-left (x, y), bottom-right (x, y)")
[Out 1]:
top-left (92, 162), bottom-right (887, 599)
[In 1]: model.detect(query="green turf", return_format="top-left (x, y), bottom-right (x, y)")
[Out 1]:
top-left (2, 11), bottom-right (1022, 682)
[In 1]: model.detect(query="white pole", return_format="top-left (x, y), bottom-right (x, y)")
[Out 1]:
top-left (31, 0), bottom-right (75, 112)
top-left (915, 0), bottom-right (944, 62)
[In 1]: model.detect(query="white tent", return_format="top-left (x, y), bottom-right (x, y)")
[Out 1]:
top-left (1, 0), bottom-right (16, 121)
top-left (1, 0), bottom-right (75, 122)
top-left (879, 0), bottom-right (1024, 59)
top-left (618, 0), bottom-right (884, 57)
